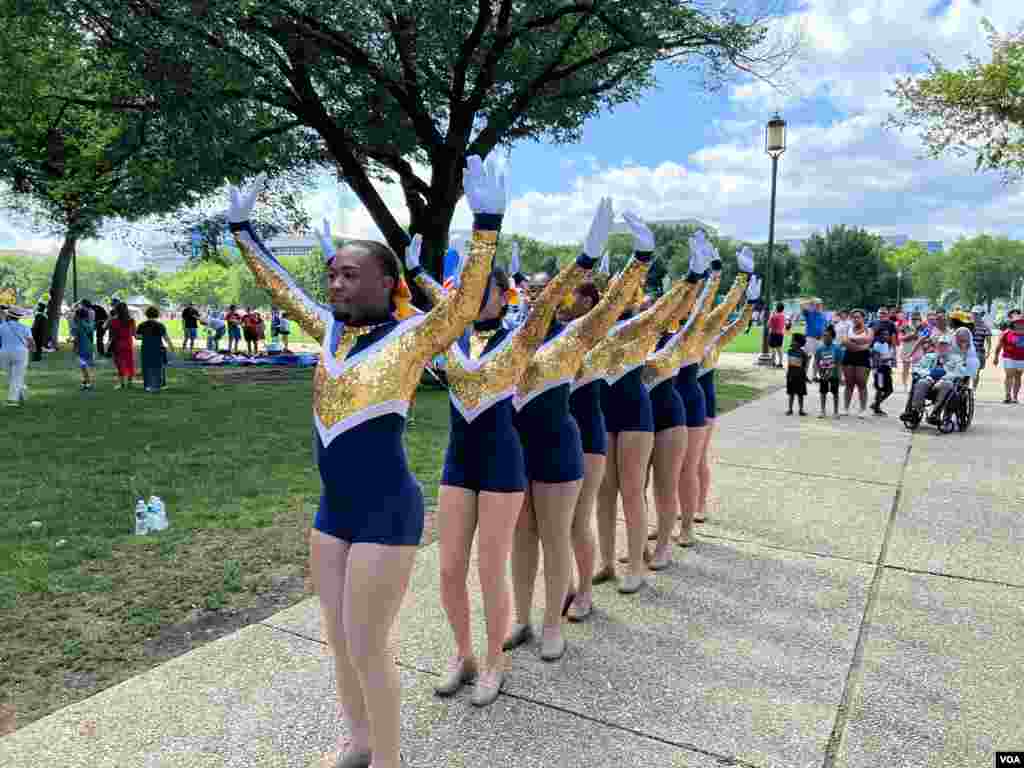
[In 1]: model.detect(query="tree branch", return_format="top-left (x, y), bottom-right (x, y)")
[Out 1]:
top-left (451, 0), bottom-right (493, 107)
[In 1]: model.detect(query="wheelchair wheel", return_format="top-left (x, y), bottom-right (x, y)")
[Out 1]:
top-left (900, 409), bottom-right (921, 431)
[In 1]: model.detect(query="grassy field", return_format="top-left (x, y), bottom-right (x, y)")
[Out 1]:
top-left (1, 347), bottom-right (762, 732)
top-left (722, 323), bottom-right (798, 355)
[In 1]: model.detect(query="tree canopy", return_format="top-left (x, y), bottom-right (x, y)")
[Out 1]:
top-left (799, 226), bottom-right (894, 310)
top-left (888, 20), bottom-right (1024, 182)
top-left (46, 0), bottom-right (792, 276)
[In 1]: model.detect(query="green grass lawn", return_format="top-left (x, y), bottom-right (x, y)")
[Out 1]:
top-left (0, 347), bottom-right (762, 731)
top-left (46, 316), bottom-right (322, 349)
top-left (722, 323), bottom-right (801, 354)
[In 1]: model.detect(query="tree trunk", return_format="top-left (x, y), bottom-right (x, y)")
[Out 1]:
top-left (46, 233), bottom-right (78, 346)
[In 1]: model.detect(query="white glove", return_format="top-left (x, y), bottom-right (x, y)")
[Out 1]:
top-left (463, 154), bottom-right (508, 215)
top-left (598, 250), bottom-right (610, 275)
top-left (622, 211), bottom-right (655, 252)
top-left (583, 197), bottom-right (614, 259)
top-left (706, 240), bottom-right (722, 270)
top-left (405, 234), bottom-right (422, 271)
top-left (227, 172), bottom-right (267, 223)
top-left (316, 218), bottom-right (336, 262)
top-left (747, 275), bottom-right (762, 301)
top-left (509, 241), bottom-right (520, 275)
top-left (688, 233), bottom-right (710, 274)
top-left (737, 246), bottom-right (755, 274)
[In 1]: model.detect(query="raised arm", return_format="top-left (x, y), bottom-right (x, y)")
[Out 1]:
top-left (227, 175), bottom-right (330, 343)
top-left (701, 246), bottom-right (756, 337)
top-left (407, 235), bottom-right (447, 309)
top-left (716, 290), bottom-right (757, 350)
top-left (412, 155), bottom-right (506, 358)
top-left (515, 198), bottom-right (614, 350)
top-left (566, 210), bottom-right (654, 344)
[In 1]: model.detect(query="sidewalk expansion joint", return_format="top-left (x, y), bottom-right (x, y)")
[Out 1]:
top-left (716, 462), bottom-right (900, 488)
top-left (821, 441), bottom-right (912, 768)
top-left (881, 563), bottom-right (1024, 591)
top-left (393, 659), bottom-right (766, 768)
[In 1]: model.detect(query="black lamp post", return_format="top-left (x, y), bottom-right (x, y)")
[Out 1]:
top-left (758, 114), bottom-right (787, 366)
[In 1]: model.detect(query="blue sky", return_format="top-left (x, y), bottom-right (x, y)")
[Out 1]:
top-left (2, 0), bottom-right (1023, 267)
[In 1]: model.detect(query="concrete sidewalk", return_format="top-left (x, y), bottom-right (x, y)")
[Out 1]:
top-left (3, 366), bottom-right (1022, 768)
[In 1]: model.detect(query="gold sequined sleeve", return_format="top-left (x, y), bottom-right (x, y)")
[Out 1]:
top-left (410, 268), bottom-right (447, 309)
top-left (573, 256), bottom-right (650, 348)
top-left (700, 272), bottom-right (750, 343)
top-left (706, 302), bottom-right (755, 371)
top-left (682, 271), bottom-right (723, 348)
top-left (232, 224), bottom-right (330, 344)
top-left (412, 221), bottom-right (496, 363)
top-left (616, 276), bottom-right (701, 344)
top-left (514, 255), bottom-right (592, 353)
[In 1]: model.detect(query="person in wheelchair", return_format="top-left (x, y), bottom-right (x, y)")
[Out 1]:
top-left (906, 335), bottom-right (966, 425)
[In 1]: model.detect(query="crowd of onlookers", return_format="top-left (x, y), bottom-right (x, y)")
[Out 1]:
top-left (0, 297), bottom-right (296, 405)
top-left (763, 300), bottom-right (1024, 418)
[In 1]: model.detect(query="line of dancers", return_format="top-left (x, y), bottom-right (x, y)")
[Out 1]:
top-left (226, 158), bottom-right (760, 768)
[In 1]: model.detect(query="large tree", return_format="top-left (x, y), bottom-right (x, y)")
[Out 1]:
top-left (0, 0), bottom-right (315, 340)
top-left (50, 0), bottom-right (792, 277)
top-left (945, 234), bottom-right (1024, 306)
top-left (888, 20), bottom-right (1024, 182)
top-left (800, 225), bottom-right (892, 311)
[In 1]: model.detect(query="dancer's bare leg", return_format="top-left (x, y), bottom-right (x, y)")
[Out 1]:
top-left (570, 453), bottom-right (606, 614)
top-left (343, 543), bottom-right (417, 768)
top-left (696, 419), bottom-right (716, 522)
top-left (312, 531), bottom-right (370, 760)
top-left (595, 437), bottom-right (620, 579)
top-left (678, 426), bottom-right (710, 546)
top-left (617, 431), bottom-right (655, 579)
top-left (650, 426), bottom-right (686, 564)
top-left (532, 479), bottom-right (582, 649)
top-left (437, 485), bottom-right (478, 663)
top-left (509, 490), bottom-right (540, 636)
top-left (476, 490), bottom-right (523, 669)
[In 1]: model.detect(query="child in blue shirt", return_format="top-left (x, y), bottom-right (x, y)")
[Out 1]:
top-left (73, 306), bottom-right (96, 391)
top-left (814, 325), bottom-right (844, 418)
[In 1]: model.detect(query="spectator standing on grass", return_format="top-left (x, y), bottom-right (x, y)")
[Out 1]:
top-left (72, 305), bottom-right (96, 391)
top-left (785, 332), bottom-right (810, 416)
top-left (30, 302), bottom-right (47, 362)
top-left (108, 301), bottom-right (136, 389)
top-left (135, 306), bottom-right (174, 393)
top-left (242, 306), bottom-right (263, 355)
top-left (767, 302), bottom-right (786, 368)
top-left (814, 325), bottom-right (843, 419)
top-left (279, 311), bottom-right (291, 351)
top-left (801, 298), bottom-right (827, 371)
top-left (225, 304), bottom-right (242, 353)
top-left (91, 300), bottom-right (108, 357)
top-left (181, 302), bottom-right (201, 355)
top-left (0, 305), bottom-right (35, 406)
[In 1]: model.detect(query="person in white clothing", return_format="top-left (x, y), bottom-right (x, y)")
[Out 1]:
top-left (0, 306), bottom-right (36, 406)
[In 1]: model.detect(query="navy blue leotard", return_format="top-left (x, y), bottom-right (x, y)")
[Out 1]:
top-left (675, 362), bottom-right (708, 428)
top-left (647, 330), bottom-right (686, 432)
top-left (569, 379), bottom-right (608, 456)
top-left (441, 320), bottom-right (527, 493)
top-left (698, 370), bottom-right (717, 419)
top-left (514, 321), bottom-right (585, 483)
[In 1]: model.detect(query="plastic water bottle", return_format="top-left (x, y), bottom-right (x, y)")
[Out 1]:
top-left (134, 499), bottom-right (149, 535)
top-left (148, 496), bottom-right (168, 532)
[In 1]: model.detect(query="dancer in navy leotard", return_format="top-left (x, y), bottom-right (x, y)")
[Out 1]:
top-left (640, 233), bottom-right (719, 570)
top-left (231, 158), bottom-right (502, 768)
top-left (557, 241), bottom-right (655, 621)
top-left (668, 246), bottom-right (757, 548)
top-left (410, 229), bottom-right (598, 706)
top-left (582, 249), bottom-right (707, 594)
top-left (694, 282), bottom-right (759, 524)
top-left (505, 204), bottom-right (651, 658)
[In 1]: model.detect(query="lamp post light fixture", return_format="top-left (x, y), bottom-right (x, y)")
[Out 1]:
top-left (758, 114), bottom-right (787, 366)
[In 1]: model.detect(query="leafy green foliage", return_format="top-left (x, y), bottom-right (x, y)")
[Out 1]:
top-left (44, 0), bottom-right (790, 275)
top-left (888, 20), bottom-right (1024, 181)
top-left (799, 226), bottom-right (893, 310)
